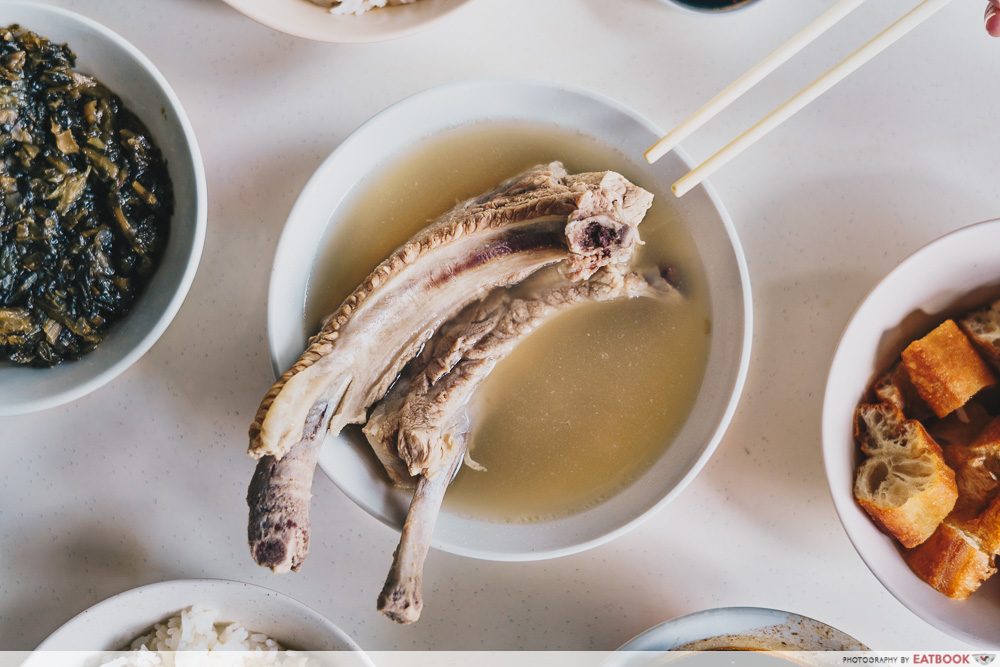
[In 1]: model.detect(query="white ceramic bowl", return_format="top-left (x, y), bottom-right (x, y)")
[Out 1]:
top-left (27, 579), bottom-right (371, 663)
top-left (657, 0), bottom-right (762, 16)
top-left (0, 3), bottom-right (207, 416)
top-left (220, 0), bottom-right (476, 43)
top-left (823, 219), bottom-right (1000, 648)
top-left (268, 77), bottom-right (752, 561)
top-left (614, 607), bottom-right (866, 656)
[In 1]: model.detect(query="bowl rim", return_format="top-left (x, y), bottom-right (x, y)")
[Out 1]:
top-left (0, 2), bottom-right (207, 417)
top-left (219, 0), bottom-right (478, 44)
top-left (821, 218), bottom-right (1000, 648)
top-left (265, 75), bottom-right (753, 561)
top-left (31, 578), bottom-right (369, 657)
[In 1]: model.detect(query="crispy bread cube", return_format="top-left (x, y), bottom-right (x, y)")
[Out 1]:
top-left (874, 361), bottom-right (934, 421)
top-left (944, 417), bottom-right (1000, 554)
top-left (973, 495), bottom-right (1000, 555)
top-left (960, 299), bottom-right (1000, 371)
top-left (928, 402), bottom-right (992, 450)
top-left (945, 417), bottom-right (1000, 519)
top-left (903, 521), bottom-right (997, 600)
top-left (910, 418), bottom-right (1000, 600)
top-left (902, 319), bottom-right (996, 418)
top-left (951, 494), bottom-right (1000, 556)
top-left (854, 402), bottom-right (958, 547)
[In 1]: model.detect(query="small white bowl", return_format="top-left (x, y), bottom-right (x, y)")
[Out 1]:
top-left (0, 3), bottom-right (207, 416)
top-left (823, 219), bottom-right (1000, 648)
top-left (657, 0), bottom-right (762, 15)
top-left (220, 0), bottom-right (476, 43)
top-left (268, 77), bottom-right (752, 561)
top-left (27, 579), bottom-right (371, 662)
top-left (614, 607), bottom-right (866, 657)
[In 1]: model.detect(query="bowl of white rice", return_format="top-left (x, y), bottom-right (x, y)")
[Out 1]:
top-left (25, 579), bottom-right (372, 666)
top-left (220, 0), bottom-right (476, 43)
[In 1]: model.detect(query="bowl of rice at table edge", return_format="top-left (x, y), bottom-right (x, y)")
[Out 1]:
top-left (219, 0), bottom-right (477, 44)
top-left (28, 579), bottom-right (371, 663)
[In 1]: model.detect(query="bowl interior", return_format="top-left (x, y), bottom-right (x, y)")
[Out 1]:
top-left (31, 579), bottom-right (366, 656)
top-left (823, 219), bottom-right (1000, 648)
top-left (0, 3), bottom-right (206, 416)
top-left (268, 77), bottom-right (752, 561)
top-left (220, 0), bottom-right (473, 43)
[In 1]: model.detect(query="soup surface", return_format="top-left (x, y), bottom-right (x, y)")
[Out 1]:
top-left (306, 122), bottom-right (711, 522)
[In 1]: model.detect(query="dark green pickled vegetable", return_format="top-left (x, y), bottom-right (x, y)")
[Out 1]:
top-left (0, 25), bottom-right (173, 366)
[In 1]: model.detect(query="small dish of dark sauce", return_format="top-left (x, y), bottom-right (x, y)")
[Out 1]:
top-left (660, 0), bottom-right (760, 13)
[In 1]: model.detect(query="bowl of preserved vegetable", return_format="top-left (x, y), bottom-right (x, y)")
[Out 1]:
top-left (0, 3), bottom-right (206, 415)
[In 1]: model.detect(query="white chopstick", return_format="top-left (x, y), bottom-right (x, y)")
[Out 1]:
top-left (644, 0), bottom-right (870, 166)
top-left (653, 0), bottom-right (956, 198)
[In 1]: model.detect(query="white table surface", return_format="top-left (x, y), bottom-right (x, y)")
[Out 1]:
top-left (3, 0), bottom-right (999, 654)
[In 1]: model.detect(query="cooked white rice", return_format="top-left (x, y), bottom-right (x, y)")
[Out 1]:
top-left (322, 0), bottom-right (418, 16)
top-left (99, 605), bottom-right (315, 666)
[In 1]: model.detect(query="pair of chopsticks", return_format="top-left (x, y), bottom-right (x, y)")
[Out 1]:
top-left (647, 0), bottom-right (956, 197)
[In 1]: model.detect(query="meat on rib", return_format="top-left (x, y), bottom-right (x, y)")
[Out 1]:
top-left (246, 163), bottom-right (653, 573)
top-left (369, 263), bottom-right (682, 623)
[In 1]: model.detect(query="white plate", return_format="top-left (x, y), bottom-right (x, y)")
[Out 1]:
top-left (268, 77), bottom-right (752, 561)
top-left (0, 3), bottom-right (207, 416)
top-left (614, 607), bottom-right (866, 658)
top-left (220, 0), bottom-right (475, 43)
top-left (27, 578), bottom-right (370, 661)
top-left (823, 219), bottom-right (1000, 648)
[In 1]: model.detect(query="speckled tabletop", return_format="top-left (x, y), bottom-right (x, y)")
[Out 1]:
top-left (3, 0), bottom-right (999, 654)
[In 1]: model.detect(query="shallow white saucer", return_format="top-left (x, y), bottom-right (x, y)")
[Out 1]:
top-left (616, 607), bottom-right (866, 656)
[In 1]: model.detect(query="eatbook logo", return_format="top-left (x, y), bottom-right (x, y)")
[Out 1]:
top-left (974, 656), bottom-right (995, 666)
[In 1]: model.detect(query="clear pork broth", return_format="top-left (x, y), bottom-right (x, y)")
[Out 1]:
top-left (306, 122), bottom-right (711, 522)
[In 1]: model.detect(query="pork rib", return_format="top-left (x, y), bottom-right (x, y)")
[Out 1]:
top-left (365, 264), bottom-right (682, 484)
top-left (377, 431), bottom-right (467, 624)
top-left (368, 264), bottom-right (682, 622)
top-left (246, 404), bottom-right (330, 573)
top-left (362, 288), bottom-right (508, 487)
top-left (248, 163), bottom-right (652, 461)
top-left (247, 163), bottom-right (653, 572)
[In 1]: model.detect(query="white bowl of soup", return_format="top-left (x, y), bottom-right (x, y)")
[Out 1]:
top-left (267, 77), bottom-right (752, 560)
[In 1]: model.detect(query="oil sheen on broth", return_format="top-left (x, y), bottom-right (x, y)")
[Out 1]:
top-left (306, 123), bottom-right (711, 523)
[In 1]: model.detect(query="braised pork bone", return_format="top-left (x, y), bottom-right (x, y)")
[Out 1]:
top-left (247, 163), bottom-right (653, 573)
top-left (371, 263), bottom-right (682, 624)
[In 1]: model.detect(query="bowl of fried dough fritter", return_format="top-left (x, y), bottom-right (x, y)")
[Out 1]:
top-left (823, 218), bottom-right (1000, 648)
